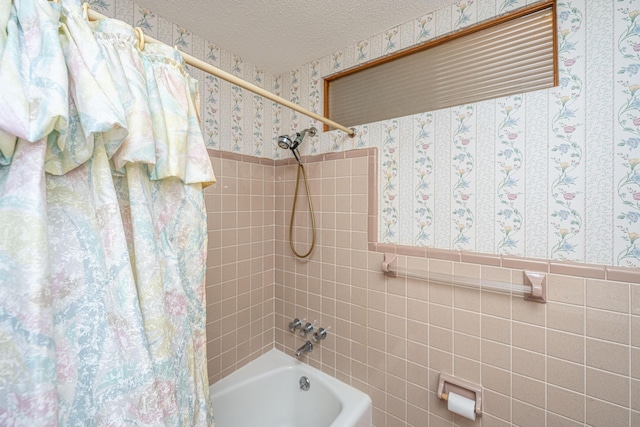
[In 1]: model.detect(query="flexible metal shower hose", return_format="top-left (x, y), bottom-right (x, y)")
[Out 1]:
top-left (289, 163), bottom-right (316, 258)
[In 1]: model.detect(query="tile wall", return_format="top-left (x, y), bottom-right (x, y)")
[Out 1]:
top-left (204, 151), bottom-right (276, 383)
top-left (206, 148), bottom-right (640, 427)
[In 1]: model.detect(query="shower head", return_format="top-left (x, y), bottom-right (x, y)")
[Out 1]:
top-left (277, 127), bottom-right (317, 163)
top-left (278, 135), bottom-right (293, 150)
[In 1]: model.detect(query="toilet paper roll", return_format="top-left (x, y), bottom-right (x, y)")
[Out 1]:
top-left (447, 391), bottom-right (476, 421)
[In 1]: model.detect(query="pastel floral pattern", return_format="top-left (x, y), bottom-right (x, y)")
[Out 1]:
top-left (232, 55), bottom-right (243, 76)
top-left (290, 68), bottom-right (300, 130)
top-left (309, 61), bottom-right (321, 154)
top-left (231, 85), bottom-right (243, 152)
top-left (415, 14), bottom-right (434, 43)
top-left (354, 126), bottom-right (369, 149)
top-left (499, 0), bottom-right (520, 13)
top-left (383, 27), bottom-right (399, 53)
top-left (88, 0), bottom-right (109, 12)
top-left (550, 2), bottom-right (584, 261)
top-left (135, 7), bottom-right (155, 32)
top-left (272, 75), bottom-right (283, 159)
top-left (381, 120), bottom-right (399, 242)
top-left (453, 1), bottom-right (475, 30)
top-left (253, 95), bottom-right (264, 156)
top-left (309, 61), bottom-right (321, 111)
top-left (356, 40), bottom-right (369, 64)
top-left (174, 26), bottom-right (190, 50)
top-left (203, 43), bottom-right (220, 149)
top-left (616, 153), bottom-right (640, 265)
top-left (496, 97), bottom-right (524, 255)
top-left (615, 6), bottom-right (640, 266)
top-left (451, 106), bottom-right (475, 250)
top-left (206, 42), bottom-right (219, 64)
top-left (204, 78), bottom-right (220, 149)
top-left (414, 113), bottom-right (434, 246)
top-left (230, 55), bottom-right (243, 153)
top-left (0, 4), bottom-right (214, 425)
top-left (332, 51), bottom-right (343, 71)
top-left (330, 132), bottom-right (341, 152)
top-left (253, 68), bottom-right (264, 156)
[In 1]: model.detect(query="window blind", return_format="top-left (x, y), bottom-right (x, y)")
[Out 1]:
top-left (326, 3), bottom-right (556, 128)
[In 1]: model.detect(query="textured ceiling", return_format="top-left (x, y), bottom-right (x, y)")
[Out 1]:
top-left (134, 0), bottom-right (458, 74)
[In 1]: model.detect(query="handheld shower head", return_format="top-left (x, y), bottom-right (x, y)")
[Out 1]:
top-left (278, 135), bottom-right (293, 149)
top-left (277, 127), bottom-right (318, 164)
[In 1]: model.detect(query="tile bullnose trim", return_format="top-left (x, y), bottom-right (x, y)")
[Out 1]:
top-left (426, 247), bottom-right (462, 262)
top-left (345, 150), bottom-right (364, 159)
top-left (208, 149), bottom-right (276, 166)
top-left (305, 153), bottom-right (325, 163)
top-left (606, 266), bottom-right (640, 284)
top-left (207, 148), bottom-right (221, 158)
top-left (395, 245), bottom-right (427, 258)
top-left (376, 243), bottom-right (397, 254)
top-left (274, 158), bottom-right (298, 167)
top-left (460, 251), bottom-right (502, 267)
top-left (549, 260), bottom-right (606, 280)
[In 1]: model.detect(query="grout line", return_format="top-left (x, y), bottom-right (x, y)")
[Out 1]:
top-left (630, 283), bottom-right (633, 424)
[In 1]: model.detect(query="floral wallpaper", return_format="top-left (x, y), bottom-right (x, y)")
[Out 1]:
top-left (87, 0), bottom-right (637, 267)
top-left (550, 2), bottom-right (585, 261)
top-left (380, 120), bottom-right (400, 242)
top-left (290, 0), bottom-right (639, 267)
top-left (413, 113), bottom-right (435, 247)
top-left (615, 4), bottom-right (640, 268)
top-left (451, 105), bottom-right (476, 250)
top-left (495, 96), bottom-right (525, 255)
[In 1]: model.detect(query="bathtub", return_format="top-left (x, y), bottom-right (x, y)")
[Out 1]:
top-left (210, 349), bottom-right (372, 427)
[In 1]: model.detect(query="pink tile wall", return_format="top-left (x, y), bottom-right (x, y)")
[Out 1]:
top-left (207, 148), bottom-right (640, 427)
top-left (204, 151), bottom-right (276, 384)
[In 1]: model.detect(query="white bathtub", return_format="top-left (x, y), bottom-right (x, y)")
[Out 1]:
top-left (210, 349), bottom-right (372, 427)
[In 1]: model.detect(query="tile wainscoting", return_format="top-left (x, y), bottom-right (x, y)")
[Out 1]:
top-left (206, 148), bottom-right (640, 427)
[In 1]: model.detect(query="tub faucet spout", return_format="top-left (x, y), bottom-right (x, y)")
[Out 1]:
top-left (295, 341), bottom-right (313, 357)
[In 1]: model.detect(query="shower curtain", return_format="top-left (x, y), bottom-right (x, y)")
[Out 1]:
top-left (0, 0), bottom-right (215, 425)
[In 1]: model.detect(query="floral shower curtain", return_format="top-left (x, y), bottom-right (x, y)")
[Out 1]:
top-left (0, 0), bottom-right (215, 425)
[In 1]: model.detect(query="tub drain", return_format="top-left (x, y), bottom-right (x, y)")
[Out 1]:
top-left (299, 376), bottom-right (310, 391)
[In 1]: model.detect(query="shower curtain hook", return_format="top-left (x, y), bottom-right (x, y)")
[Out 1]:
top-left (82, 2), bottom-right (90, 20)
top-left (134, 27), bottom-right (145, 50)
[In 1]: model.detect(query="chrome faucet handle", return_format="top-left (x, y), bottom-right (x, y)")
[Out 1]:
top-left (312, 327), bottom-right (327, 342)
top-left (299, 322), bottom-right (314, 337)
top-left (289, 318), bottom-right (301, 332)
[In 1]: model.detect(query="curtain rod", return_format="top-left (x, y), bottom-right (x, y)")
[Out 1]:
top-left (381, 253), bottom-right (547, 303)
top-left (77, 2), bottom-right (355, 138)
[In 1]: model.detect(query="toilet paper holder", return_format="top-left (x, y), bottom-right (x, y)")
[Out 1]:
top-left (437, 373), bottom-right (483, 417)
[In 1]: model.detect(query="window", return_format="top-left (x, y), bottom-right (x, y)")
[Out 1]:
top-left (324, 1), bottom-right (557, 128)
